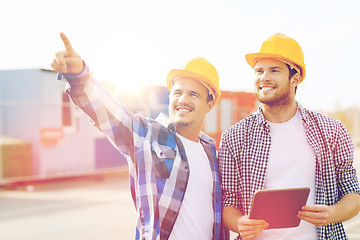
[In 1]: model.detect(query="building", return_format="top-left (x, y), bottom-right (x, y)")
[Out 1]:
top-left (0, 69), bottom-right (257, 181)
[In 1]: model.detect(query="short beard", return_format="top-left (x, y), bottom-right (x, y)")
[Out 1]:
top-left (257, 91), bottom-right (291, 107)
top-left (257, 79), bottom-right (293, 107)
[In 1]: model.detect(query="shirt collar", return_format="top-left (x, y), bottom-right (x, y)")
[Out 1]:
top-left (296, 102), bottom-right (313, 129)
top-left (256, 101), bottom-right (312, 129)
top-left (155, 112), bottom-right (175, 131)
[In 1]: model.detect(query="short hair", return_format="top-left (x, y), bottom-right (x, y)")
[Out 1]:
top-left (286, 64), bottom-right (298, 79)
top-left (207, 92), bottom-right (214, 103)
top-left (286, 64), bottom-right (298, 93)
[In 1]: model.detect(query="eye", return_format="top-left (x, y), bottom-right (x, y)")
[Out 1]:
top-left (190, 91), bottom-right (201, 98)
top-left (171, 91), bottom-right (182, 97)
top-left (255, 69), bottom-right (263, 75)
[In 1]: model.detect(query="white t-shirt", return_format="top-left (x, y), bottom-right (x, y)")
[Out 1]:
top-left (169, 134), bottom-right (214, 240)
top-left (256, 110), bottom-right (317, 240)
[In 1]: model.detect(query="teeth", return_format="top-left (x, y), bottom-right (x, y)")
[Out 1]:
top-left (177, 107), bottom-right (191, 112)
top-left (261, 87), bottom-right (274, 91)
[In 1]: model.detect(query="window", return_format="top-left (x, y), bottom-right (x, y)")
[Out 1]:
top-left (204, 105), bottom-right (218, 134)
top-left (220, 99), bottom-right (233, 132)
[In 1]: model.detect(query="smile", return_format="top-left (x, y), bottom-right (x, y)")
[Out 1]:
top-left (259, 86), bottom-right (275, 92)
top-left (176, 106), bottom-right (193, 113)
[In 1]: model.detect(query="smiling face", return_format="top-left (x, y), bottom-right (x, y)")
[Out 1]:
top-left (169, 77), bottom-right (213, 137)
top-left (254, 58), bottom-right (299, 107)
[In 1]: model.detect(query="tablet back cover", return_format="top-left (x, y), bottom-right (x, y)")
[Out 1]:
top-left (249, 187), bottom-right (310, 229)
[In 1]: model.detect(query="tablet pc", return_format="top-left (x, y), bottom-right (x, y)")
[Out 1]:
top-left (249, 187), bottom-right (310, 229)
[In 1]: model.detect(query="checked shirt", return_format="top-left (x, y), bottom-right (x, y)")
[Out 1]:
top-left (63, 65), bottom-right (223, 240)
top-left (219, 103), bottom-right (360, 240)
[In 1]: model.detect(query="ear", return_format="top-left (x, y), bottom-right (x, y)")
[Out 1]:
top-left (206, 100), bottom-right (215, 113)
top-left (291, 72), bottom-right (301, 86)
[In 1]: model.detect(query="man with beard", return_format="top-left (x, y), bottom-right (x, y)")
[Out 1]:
top-left (51, 32), bottom-right (225, 240)
top-left (219, 33), bottom-right (360, 240)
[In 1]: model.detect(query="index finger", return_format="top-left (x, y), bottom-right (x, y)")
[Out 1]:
top-left (301, 205), bottom-right (327, 212)
top-left (60, 32), bottom-right (74, 52)
top-left (241, 215), bottom-right (268, 226)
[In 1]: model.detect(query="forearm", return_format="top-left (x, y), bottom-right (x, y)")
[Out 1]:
top-left (65, 65), bottom-right (136, 152)
top-left (222, 206), bottom-right (244, 232)
top-left (331, 193), bottom-right (360, 223)
top-left (299, 192), bottom-right (360, 226)
top-left (65, 65), bottom-right (125, 129)
top-left (66, 71), bottom-right (112, 128)
top-left (223, 205), bottom-right (269, 240)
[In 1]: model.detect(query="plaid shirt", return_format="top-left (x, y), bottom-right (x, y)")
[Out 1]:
top-left (63, 65), bottom-right (223, 240)
top-left (219, 103), bottom-right (360, 240)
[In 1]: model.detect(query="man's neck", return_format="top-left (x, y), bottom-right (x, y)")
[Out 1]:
top-left (262, 101), bottom-right (298, 123)
top-left (176, 126), bottom-right (201, 142)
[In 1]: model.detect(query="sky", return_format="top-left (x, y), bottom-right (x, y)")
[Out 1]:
top-left (1, 0), bottom-right (360, 112)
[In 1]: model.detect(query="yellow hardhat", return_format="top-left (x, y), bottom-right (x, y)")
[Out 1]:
top-left (245, 33), bottom-right (306, 82)
top-left (167, 57), bottom-right (221, 106)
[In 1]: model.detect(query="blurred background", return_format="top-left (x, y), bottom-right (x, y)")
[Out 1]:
top-left (0, 0), bottom-right (360, 239)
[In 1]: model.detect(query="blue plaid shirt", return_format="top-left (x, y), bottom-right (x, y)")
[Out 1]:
top-left (63, 65), bottom-right (223, 240)
top-left (219, 103), bottom-right (360, 240)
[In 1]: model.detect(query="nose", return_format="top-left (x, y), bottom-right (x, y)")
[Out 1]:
top-left (178, 93), bottom-right (189, 104)
top-left (259, 71), bottom-right (270, 82)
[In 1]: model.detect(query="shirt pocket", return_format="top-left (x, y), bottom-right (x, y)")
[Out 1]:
top-left (151, 141), bottom-right (176, 179)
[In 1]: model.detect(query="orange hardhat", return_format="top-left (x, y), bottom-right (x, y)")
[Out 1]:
top-left (167, 57), bottom-right (221, 106)
top-left (245, 33), bottom-right (306, 82)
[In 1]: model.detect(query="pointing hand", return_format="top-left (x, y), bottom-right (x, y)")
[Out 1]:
top-left (51, 32), bottom-right (83, 75)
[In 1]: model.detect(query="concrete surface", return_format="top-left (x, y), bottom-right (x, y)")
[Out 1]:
top-left (0, 148), bottom-right (359, 240)
top-left (0, 171), bottom-right (136, 240)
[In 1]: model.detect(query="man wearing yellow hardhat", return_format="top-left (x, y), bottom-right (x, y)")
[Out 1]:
top-left (219, 33), bottom-right (360, 240)
top-left (51, 33), bottom-right (226, 239)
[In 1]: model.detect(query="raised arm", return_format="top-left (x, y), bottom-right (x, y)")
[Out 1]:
top-left (50, 32), bottom-right (139, 158)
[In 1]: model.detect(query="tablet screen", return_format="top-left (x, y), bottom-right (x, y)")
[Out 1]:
top-left (249, 187), bottom-right (310, 229)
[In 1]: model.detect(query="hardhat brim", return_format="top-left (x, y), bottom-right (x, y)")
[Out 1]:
top-left (167, 69), bottom-right (221, 106)
top-left (245, 52), bottom-right (306, 80)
